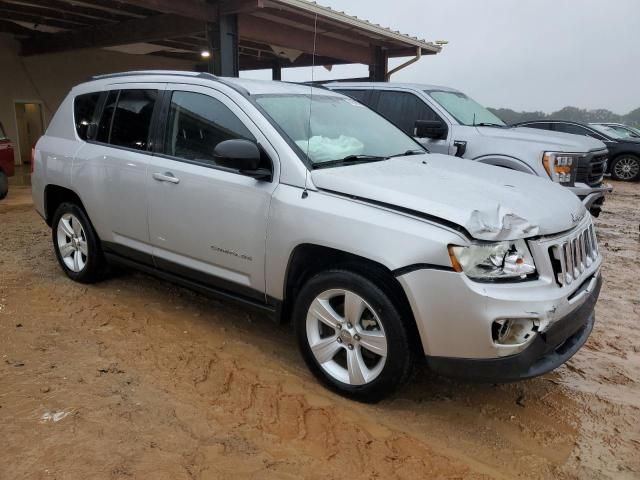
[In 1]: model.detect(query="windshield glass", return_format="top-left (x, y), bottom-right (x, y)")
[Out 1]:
top-left (255, 93), bottom-right (423, 167)
top-left (590, 124), bottom-right (628, 139)
top-left (427, 90), bottom-right (506, 127)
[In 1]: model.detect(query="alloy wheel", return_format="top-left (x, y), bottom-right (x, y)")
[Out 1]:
top-left (614, 156), bottom-right (640, 181)
top-left (305, 289), bottom-right (388, 385)
top-left (56, 213), bottom-right (88, 273)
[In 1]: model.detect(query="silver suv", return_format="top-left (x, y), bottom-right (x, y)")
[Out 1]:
top-left (326, 82), bottom-right (612, 216)
top-left (32, 71), bottom-right (602, 401)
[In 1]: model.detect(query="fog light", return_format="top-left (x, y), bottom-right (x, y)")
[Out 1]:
top-left (492, 318), bottom-right (539, 345)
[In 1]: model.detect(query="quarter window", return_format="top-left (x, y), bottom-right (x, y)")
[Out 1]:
top-left (375, 91), bottom-right (441, 136)
top-left (73, 92), bottom-right (101, 140)
top-left (163, 91), bottom-right (255, 165)
top-left (109, 90), bottom-right (157, 151)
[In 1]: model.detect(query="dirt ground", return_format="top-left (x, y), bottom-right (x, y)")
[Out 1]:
top-left (1, 182), bottom-right (639, 480)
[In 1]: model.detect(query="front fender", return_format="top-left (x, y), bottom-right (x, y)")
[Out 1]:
top-left (473, 154), bottom-right (537, 175)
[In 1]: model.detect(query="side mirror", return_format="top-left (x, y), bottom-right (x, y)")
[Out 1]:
top-left (415, 120), bottom-right (448, 140)
top-left (214, 139), bottom-right (271, 181)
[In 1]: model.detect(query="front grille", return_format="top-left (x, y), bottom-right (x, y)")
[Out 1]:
top-left (575, 153), bottom-right (607, 186)
top-left (548, 222), bottom-right (599, 286)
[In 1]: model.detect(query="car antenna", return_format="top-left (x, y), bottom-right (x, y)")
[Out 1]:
top-left (302, 12), bottom-right (318, 200)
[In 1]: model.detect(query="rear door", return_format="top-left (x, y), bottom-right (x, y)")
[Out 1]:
top-left (146, 84), bottom-right (278, 301)
top-left (73, 85), bottom-right (164, 261)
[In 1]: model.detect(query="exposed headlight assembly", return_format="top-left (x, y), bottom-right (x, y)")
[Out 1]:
top-left (448, 240), bottom-right (536, 281)
top-left (543, 152), bottom-right (579, 184)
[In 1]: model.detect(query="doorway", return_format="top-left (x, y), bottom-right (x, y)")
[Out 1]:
top-left (14, 101), bottom-right (44, 166)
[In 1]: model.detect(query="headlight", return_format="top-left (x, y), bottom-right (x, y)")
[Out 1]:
top-left (542, 152), bottom-right (579, 184)
top-left (448, 240), bottom-right (536, 280)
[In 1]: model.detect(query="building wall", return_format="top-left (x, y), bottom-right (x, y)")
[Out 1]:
top-left (0, 34), bottom-right (195, 165)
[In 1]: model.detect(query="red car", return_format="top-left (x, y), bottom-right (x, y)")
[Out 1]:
top-left (0, 121), bottom-right (15, 199)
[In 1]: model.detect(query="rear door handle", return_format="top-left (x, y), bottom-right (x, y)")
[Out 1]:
top-left (152, 172), bottom-right (180, 184)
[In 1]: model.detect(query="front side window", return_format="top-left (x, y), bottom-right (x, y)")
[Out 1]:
top-left (163, 91), bottom-right (255, 164)
top-left (376, 91), bottom-right (442, 136)
top-left (98, 89), bottom-right (157, 151)
top-left (74, 92), bottom-right (101, 140)
top-left (428, 90), bottom-right (506, 127)
top-left (255, 93), bottom-right (423, 167)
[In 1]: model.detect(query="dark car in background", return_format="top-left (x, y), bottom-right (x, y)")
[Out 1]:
top-left (515, 120), bottom-right (640, 182)
top-left (0, 121), bottom-right (15, 199)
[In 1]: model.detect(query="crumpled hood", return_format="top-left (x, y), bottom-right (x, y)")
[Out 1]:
top-left (480, 126), bottom-right (606, 151)
top-left (311, 154), bottom-right (587, 241)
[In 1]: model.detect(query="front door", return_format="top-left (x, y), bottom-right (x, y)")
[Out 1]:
top-left (146, 85), bottom-right (278, 301)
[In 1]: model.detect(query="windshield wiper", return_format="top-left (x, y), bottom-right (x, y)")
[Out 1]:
top-left (386, 149), bottom-right (426, 159)
top-left (313, 155), bottom-right (387, 169)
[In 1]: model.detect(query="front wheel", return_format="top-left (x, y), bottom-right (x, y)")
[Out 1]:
top-left (52, 202), bottom-right (106, 283)
top-left (610, 155), bottom-right (640, 181)
top-left (294, 270), bottom-right (414, 402)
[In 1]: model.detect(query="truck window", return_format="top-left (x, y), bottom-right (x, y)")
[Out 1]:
top-left (376, 91), bottom-right (441, 136)
top-left (335, 89), bottom-right (369, 106)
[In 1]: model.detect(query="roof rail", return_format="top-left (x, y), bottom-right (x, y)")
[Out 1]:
top-left (89, 70), bottom-right (218, 81)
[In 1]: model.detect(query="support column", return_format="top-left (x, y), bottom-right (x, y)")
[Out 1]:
top-left (206, 13), bottom-right (239, 77)
top-left (368, 46), bottom-right (388, 82)
top-left (272, 60), bottom-right (282, 81)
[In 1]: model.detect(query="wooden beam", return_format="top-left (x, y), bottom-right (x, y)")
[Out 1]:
top-left (113, 0), bottom-right (217, 20)
top-left (0, 1), bottom-right (110, 26)
top-left (20, 13), bottom-right (205, 56)
top-left (238, 15), bottom-right (371, 65)
top-left (3, 0), bottom-right (134, 22)
top-left (220, 0), bottom-right (264, 15)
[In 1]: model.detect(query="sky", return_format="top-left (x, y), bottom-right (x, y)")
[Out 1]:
top-left (241, 0), bottom-right (640, 114)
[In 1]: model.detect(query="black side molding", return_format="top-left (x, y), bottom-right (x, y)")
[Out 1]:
top-left (392, 263), bottom-right (455, 277)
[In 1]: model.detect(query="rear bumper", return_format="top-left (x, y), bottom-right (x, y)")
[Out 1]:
top-left (425, 274), bottom-right (600, 382)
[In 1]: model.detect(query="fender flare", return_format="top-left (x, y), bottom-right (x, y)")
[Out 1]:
top-left (472, 154), bottom-right (537, 175)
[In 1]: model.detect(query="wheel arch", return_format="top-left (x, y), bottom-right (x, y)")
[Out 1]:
top-left (281, 243), bottom-right (425, 356)
top-left (44, 184), bottom-right (87, 226)
top-left (473, 154), bottom-right (537, 174)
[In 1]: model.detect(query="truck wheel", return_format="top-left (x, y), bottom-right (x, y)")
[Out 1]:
top-left (0, 171), bottom-right (8, 200)
top-left (294, 270), bottom-right (414, 402)
top-left (52, 202), bottom-right (106, 284)
top-left (610, 155), bottom-right (640, 181)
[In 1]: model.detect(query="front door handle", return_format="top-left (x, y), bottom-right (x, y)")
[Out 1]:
top-left (152, 172), bottom-right (180, 184)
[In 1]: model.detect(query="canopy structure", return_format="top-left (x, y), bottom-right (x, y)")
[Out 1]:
top-left (0, 0), bottom-right (442, 80)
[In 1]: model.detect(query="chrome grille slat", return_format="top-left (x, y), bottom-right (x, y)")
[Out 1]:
top-left (548, 219), bottom-right (599, 287)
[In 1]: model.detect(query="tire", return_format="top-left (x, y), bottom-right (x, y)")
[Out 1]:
top-left (294, 269), bottom-right (414, 402)
top-left (0, 171), bottom-right (8, 200)
top-left (610, 154), bottom-right (640, 181)
top-left (52, 202), bottom-right (106, 283)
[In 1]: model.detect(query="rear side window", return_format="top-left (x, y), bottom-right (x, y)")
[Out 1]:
top-left (96, 89), bottom-right (157, 151)
top-left (163, 91), bottom-right (254, 165)
top-left (522, 122), bottom-right (553, 131)
top-left (375, 91), bottom-right (441, 136)
top-left (74, 92), bottom-right (101, 140)
top-left (554, 123), bottom-right (590, 136)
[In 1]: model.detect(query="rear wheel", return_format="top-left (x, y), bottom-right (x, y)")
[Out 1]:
top-left (0, 171), bottom-right (8, 200)
top-left (610, 155), bottom-right (640, 181)
top-left (52, 202), bottom-right (105, 283)
top-left (294, 270), bottom-right (414, 402)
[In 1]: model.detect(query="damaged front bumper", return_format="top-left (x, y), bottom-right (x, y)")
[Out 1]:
top-left (425, 273), bottom-right (600, 382)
